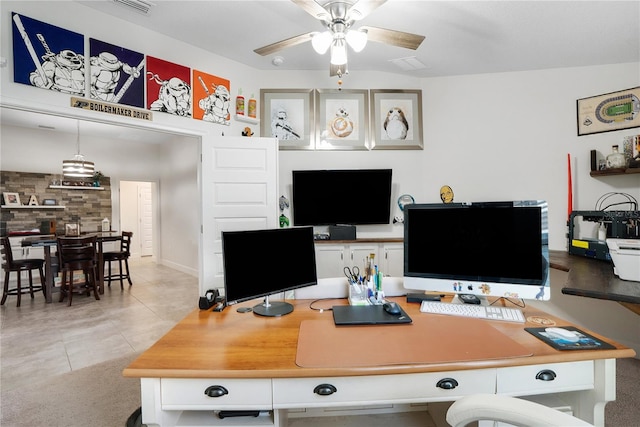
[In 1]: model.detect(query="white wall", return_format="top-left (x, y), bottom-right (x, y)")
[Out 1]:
top-left (1, 1), bottom-right (638, 351)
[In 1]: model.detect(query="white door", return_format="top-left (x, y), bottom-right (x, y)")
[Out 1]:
top-left (138, 183), bottom-right (153, 256)
top-left (120, 180), bottom-right (155, 258)
top-left (200, 137), bottom-right (279, 294)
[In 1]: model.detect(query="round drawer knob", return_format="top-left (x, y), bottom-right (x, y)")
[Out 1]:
top-left (535, 369), bottom-right (557, 381)
top-left (204, 385), bottom-right (229, 397)
top-left (313, 383), bottom-right (337, 396)
top-left (436, 378), bottom-right (459, 390)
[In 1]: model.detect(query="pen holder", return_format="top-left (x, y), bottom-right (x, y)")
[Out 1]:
top-left (348, 281), bottom-right (369, 306)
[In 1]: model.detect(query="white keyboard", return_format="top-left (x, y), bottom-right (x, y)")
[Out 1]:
top-left (420, 301), bottom-right (525, 323)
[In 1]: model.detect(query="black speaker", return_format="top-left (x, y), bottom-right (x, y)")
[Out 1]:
top-left (199, 289), bottom-right (220, 310)
top-left (329, 224), bottom-right (356, 240)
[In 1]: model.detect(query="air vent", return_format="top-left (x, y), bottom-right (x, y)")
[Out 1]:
top-left (389, 56), bottom-right (427, 71)
top-left (112, 0), bottom-right (155, 14)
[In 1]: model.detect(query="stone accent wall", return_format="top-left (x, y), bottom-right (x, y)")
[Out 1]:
top-left (1, 171), bottom-right (112, 236)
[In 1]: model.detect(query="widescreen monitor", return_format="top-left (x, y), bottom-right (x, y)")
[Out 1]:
top-left (292, 169), bottom-right (392, 226)
top-left (403, 201), bottom-right (550, 302)
top-left (222, 226), bottom-right (317, 316)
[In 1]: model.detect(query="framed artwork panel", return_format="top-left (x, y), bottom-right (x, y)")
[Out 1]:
top-left (12, 12), bottom-right (84, 96)
top-left (315, 89), bottom-right (369, 150)
top-left (2, 192), bottom-right (21, 206)
top-left (89, 38), bottom-right (145, 108)
top-left (146, 56), bottom-right (192, 118)
top-left (370, 89), bottom-right (423, 150)
top-left (577, 87), bottom-right (640, 136)
top-left (261, 89), bottom-right (314, 150)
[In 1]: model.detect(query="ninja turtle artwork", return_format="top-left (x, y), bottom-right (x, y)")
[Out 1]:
top-left (146, 55), bottom-right (192, 117)
top-left (12, 13), bottom-right (85, 96)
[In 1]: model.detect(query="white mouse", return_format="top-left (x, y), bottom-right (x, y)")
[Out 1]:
top-left (545, 327), bottom-right (580, 342)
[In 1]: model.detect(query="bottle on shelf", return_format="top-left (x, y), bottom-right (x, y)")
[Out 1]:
top-left (236, 89), bottom-right (245, 116)
top-left (248, 94), bottom-right (257, 118)
top-left (605, 145), bottom-right (626, 169)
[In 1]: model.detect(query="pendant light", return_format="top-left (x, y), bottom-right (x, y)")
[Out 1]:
top-left (62, 120), bottom-right (95, 178)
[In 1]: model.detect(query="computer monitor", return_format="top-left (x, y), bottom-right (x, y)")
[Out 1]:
top-left (403, 201), bottom-right (550, 302)
top-left (222, 226), bottom-right (318, 316)
top-left (292, 169), bottom-right (392, 226)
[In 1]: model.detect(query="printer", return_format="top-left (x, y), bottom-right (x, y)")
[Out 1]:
top-left (606, 239), bottom-right (640, 282)
top-left (568, 210), bottom-right (640, 261)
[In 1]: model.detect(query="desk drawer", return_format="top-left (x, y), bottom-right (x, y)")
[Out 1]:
top-left (497, 361), bottom-right (594, 395)
top-left (273, 369), bottom-right (495, 409)
top-left (161, 378), bottom-right (272, 410)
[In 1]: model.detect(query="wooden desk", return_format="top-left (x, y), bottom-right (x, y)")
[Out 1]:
top-left (22, 232), bottom-right (121, 303)
top-left (550, 250), bottom-right (640, 316)
top-left (124, 298), bottom-right (635, 427)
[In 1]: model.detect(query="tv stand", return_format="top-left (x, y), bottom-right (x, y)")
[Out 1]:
top-left (253, 295), bottom-right (293, 317)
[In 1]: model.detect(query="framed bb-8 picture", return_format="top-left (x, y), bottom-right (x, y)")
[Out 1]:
top-left (315, 89), bottom-right (369, 151)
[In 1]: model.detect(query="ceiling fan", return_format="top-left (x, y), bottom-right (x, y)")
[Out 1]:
top-left (253, 0), bottom-right (425, 76)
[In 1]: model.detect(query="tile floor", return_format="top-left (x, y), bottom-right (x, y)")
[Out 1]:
top-left (0, 258), bottom-right (199, 392)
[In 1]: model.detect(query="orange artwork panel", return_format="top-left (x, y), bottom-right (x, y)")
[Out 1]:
top-left (192, 69), bottom-right (231, 125)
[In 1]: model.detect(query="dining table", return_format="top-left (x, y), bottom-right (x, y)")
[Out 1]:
top-left (21, 231), bottom-right (122, 303)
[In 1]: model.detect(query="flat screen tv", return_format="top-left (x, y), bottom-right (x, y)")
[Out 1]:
top-left (222, 226), bottom-right (317, 316)
top-left (292, 169), bottom-right (392, 226)
top-left (403, 201), bottom-right (550, 301)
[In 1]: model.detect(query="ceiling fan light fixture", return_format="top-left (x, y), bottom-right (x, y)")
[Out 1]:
top-left (330, 38), bottom-right (348, 65)
top-left (311, 31), bottom-right (332, 54)
top-left (345, 28), bottom-right (368, 52)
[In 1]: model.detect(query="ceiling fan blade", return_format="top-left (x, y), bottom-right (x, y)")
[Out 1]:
top-left (347, 0), bottom-right (387, 20)
top-left (291, 0), bottom-right (330, 21)
top-left (254, 32), bottom-right (314, 56)
top-left (360, 26), bottom-right (425, 50)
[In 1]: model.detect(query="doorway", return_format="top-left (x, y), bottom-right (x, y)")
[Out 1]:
top-left (119, 180), bottom-right (154, 258)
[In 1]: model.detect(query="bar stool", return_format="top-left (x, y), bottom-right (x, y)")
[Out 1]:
top-left (57, 235), bottom-right (100, 306)
top-left (103, 231), bottom-right (133, 289)
top-left (1, 237), bottom-right (46, 307)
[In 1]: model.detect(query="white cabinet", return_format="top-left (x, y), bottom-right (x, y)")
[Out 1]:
top-left (314, 243), bottom-right (379, 279)
top-left (382, 242), bottom-right (404, 277)
top-left (314, 240), bottom-right (403, 279)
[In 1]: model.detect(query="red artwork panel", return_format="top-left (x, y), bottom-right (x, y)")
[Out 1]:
top-left (146, 56), bottom-right (191, 117)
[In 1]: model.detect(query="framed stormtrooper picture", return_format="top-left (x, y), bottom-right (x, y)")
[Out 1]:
top-left (260, 89), bottom-right (315, 150)
top-left (370, 89), bottom-right (423, 150)
top-left (315, 89), bottom-right (369, 151)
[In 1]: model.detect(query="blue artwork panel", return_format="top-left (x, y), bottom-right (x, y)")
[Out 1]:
top-left (12, 12), bottom-right (85, 96)
top-left (89, 38), bottom-right (145, 108)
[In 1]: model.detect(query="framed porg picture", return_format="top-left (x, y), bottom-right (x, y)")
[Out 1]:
top-left (370, 89), bottom-right (423, 150)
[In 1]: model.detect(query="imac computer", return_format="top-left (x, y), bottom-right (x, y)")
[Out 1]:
top-left (403, 201), bottom-right (550, 302)
top-left (221, 226), bottom-right (318, 316)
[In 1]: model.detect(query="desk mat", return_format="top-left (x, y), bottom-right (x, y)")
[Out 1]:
top-left (296, 316), bottom-right (532, 368)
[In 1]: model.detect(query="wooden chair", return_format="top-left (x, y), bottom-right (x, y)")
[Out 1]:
top-left (1, 237), bottom-right (46, 307)
top-left (103, 231), bottom-right (133, 289)
top-left (57, 235), bottom-right (100, 306)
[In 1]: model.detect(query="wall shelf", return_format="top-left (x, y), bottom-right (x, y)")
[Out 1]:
top-left (2, 205), bottom-right (64, 209)
top-left (49, 185), bottom-right (104, 190)
top-left (590, 168), bottom-right (640, 177)
top-left (235, 114), bottom-right (260, 125)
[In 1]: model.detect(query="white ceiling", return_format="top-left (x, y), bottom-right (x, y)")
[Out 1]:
top-left (3, 1), bottom-right (639, 143)
top-left (76, 0), bottom-right (640, 78)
